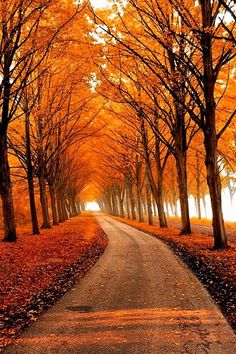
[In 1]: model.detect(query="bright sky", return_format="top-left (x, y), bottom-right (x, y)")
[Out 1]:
top-left (85, 202), bottom-right (100, 211)
top-left (90, 0), bottom-right (111, 8)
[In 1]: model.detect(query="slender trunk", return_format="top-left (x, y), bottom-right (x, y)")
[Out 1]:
top-left (111, 189), bottom-right (118, 216)
top-left (129, 186), bottom-right (136, 220)
top-left (135, 157), bottom-right (144, 222)
top-left (165, 202), bottom-right (170, 217)
top-left (152, 198), bottom-right (157, 216)
top-left (38, 172), bottom-right (51, 229)
top-left (146, 181), bottom-right (153, 225)
top-left (202, 194), bottom-right (207, 218)
top-left (143, 198), bottom-right (148, 215)
top-left (0, 136), bottom-right (17, 242)
top-left (155, 136), bottom-right (167, 227)
top-left (49, 184), bottom-right (59, 225)
top-left (27, 176), bottom-right (40, 234)
top-left (201, 0), bottom-right (227, 248)
top-left (56, 190), bottom-right (63, 223)
top-left (125, 188), bottom-right (131, 219)
top-left (204, 130), bottom-right (227, 248)
top-left (61, 195), bottom-right (69, 221)
top-left (77, 203), bottom-right (81, 215)
top-left (69, 194), bottom-right (78, 217)
top-left (175, 148), bottom-right (191, 234)
top-left (25, 113), bottom-right (40, 234)
top-left (196, 150), bottom-right (202, 219)
top-left (140, 118), bottom-right (167, 227)
top-left (117, 190), bottom-right (124, 218)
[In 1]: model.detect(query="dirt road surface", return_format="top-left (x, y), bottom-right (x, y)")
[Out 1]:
top-left (4, 216), bottom-right (236, 353)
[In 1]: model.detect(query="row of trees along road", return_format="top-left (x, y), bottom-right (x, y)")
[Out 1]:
top-left (0, 0), bottom-right (103, 241)
top-left (90, 0), bottom-right (236, 249)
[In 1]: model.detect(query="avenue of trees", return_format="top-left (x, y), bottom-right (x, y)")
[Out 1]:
top-left (0, 0), bottom-right (102, 241)
top-left (0, 0), bottom-right (235, 251)
top-left (90, 0), bottom-right (236, 249)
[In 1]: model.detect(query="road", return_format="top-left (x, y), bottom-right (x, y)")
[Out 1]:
top-left (4, 216), bottom-right (236, 354)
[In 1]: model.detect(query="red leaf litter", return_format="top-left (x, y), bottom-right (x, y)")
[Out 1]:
top-left (0, 213), bottom-right (107, 349)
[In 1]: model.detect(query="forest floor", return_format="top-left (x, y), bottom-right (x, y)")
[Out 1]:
top-left (0, 213), bottom-right (108, 350)
top-left (113, 216), bottom-right (236, 332)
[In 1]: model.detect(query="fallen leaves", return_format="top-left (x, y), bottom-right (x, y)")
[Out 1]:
top-left (0, 214), bottom-right (108, 350)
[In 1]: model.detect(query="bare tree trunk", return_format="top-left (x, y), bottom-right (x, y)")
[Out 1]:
top-left (61, 195), bottom-right (69, 221)
top-left (56, 191), bottom-right (64, 223)
top-left (38, 172), bottom-right (51, 229)
top-left (49, 184), bottom-right (59, 225)
top-left (204, 130), bottom-right (227, 248)
top-left (125, 188), bottom-right (131, 219)
top-left (155, 136), bottom-right (168, 227)
top-left (111, 188), bottom-right (119, 216)
top-left (136, 185), bottom-right (144, 222)
top-left (117, 189), bottom-right (124, 218)
top-left (146, 181), bottom-right (153, 225)
top-left (196, 150), bottom-right (202, 219)
top-left (0, 135), bottom-right (17, 242)
top-left (175, 146), bottom-right (191, 234)
top-left (69, 194), bottom-right (78, 217)
top-left (129, 186), bottom-right (136, 220)
top-left (202, 194), bottom-right (207, 218)
top-left (25, 112), bottom-right (40, 234)
top-left (152, 198), bottom-right (157, 216)
top-left (140, 118), bottom-right (167, 227)
top-left (201, 0), bottom-right (227, 248)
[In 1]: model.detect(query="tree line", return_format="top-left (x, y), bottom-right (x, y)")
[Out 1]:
top-left (0, 0), bottom-right (101, 241)
top-left (90, 0), bottom-right (236, 250)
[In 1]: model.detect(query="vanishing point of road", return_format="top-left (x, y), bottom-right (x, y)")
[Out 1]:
top-left (4, 216), bottom-right (236, 354)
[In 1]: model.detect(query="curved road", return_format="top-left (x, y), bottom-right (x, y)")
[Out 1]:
top-left (4, 216), bottom-right (236, 353)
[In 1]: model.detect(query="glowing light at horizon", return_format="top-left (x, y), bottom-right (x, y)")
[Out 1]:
top-left (85, 202), bottom-right (101, 211)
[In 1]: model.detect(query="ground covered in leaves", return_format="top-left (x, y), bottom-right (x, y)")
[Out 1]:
top-left (0, 214), bottom-right (107, 350)
top-left (114, 216), bottom-right (236, 332)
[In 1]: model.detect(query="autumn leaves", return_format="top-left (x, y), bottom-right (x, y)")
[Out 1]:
top-left (0, 1), bottom-right (101, 241)
top-left (90, 0), bottom-right (236, 249)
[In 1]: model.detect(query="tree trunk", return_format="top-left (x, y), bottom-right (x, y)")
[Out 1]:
top-left (146, 182), bottom-right (153, 225)
top-left (125, 188), bottom-right (131, 219)
top-left (155, 136), bottom-right (168, 227)
top-left (196, 150), bottom-right (202, 219)
top-left (69, 194), bottom-right (78, 217)
top-left (0, 135), bottom-right (17, 242)
top-left (152, 198), bottom-right (157, 216)
top-left (117, 190), bottom-right (124, 218)
top-left (200, 0), bottom-right (227, 248)
top-left (111, 189), bottom-right (119, 216)
top-left (202, 194), bottom-right (207, 218)
top-left (61, 195), bottom-right (69, 221)
top-left (175, 148), bottom-right (191, 234)
top-left (38, 172), bottom-right (51, 229)
top-left (27, 176), bottom-right (40, 234)
top-left (56, 191), bottom-right (64, 222)
top-left (140, 118), bottom-right (167, 227)
top-left (25, 112), bottom-right (40, 234)
top-left (204, 130), bottom-right (227, 248)
top-left (49, 184), bottom-right (59, 225)
top-left (129, 186), bottom-right (136, 220)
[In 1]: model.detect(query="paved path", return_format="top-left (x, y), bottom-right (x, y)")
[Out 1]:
top-left (4, 216), bottom-right (236, 353)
